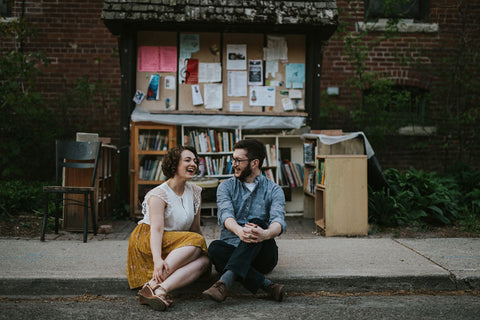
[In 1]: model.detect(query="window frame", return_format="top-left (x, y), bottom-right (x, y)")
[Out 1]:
top-left (364, 0), bottom-right (430, 23)
top-left (0, 0), bottom-right (12, 18)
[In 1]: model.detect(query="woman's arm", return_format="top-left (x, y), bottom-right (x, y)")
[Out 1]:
top-left (148, 195), bottom-right (169, 283)
top-left (189, 195), bottom-right (203, 235)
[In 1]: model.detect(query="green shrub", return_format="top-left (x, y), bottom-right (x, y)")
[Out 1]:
top-left (0, 180), bottom-right (46, 220)
top-left (453, 165), bottom-right (480, 232)
top-left (369, 167), bottom-right (463, 227)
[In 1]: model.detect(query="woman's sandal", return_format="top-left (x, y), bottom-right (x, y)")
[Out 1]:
top-left (137, 283), bottom-right (172, 311)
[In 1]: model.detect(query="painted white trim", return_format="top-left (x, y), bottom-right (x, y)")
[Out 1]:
top-left (357, 19), bottom-right (439, 33)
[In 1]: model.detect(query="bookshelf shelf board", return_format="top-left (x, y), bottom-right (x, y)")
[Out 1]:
top-left (197, 152), bottom-right (233, 156)
top-left (138, 180), bottom-right (164, 185)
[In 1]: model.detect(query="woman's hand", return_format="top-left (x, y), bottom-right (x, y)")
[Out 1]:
top-left (153, 259), bottom-right (169, 283)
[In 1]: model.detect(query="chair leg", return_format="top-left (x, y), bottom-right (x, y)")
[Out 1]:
top-left (83, 193), bottom-right (89, 243)
top-left (90, 191), bottom-right (97, 236)
top-left (54, 194), bottom-right (61, 234)
top-left (41, 193), bottom-right (49, 241)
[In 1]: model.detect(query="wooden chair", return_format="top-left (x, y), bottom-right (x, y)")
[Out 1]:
top-left (41, 140), bottom-right (102, 242)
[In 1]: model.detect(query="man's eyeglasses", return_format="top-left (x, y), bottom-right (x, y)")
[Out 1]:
top-left (232, 158), bottom-right (250, 165)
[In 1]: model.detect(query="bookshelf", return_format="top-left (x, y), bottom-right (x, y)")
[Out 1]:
top-left (243, 134), bottom-right (304, 215)
top-left (314, 155), bottom-right (368, 236)
top-left (181, 126), bottom-right (241, 178)
top-left (130, 122), bottom-right (177, 218)
top-left (302, 133), bottom-right (366, 219)
top-left (181, 125), bottom-right (242, 216)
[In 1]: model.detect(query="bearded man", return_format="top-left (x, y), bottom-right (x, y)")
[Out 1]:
top-left (202, 139), bottom-right (286, 302)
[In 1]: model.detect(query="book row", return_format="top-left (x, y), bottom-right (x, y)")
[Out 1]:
top-left (279, 160), bottom-right (304, 188)
top-left (263, 144), bottom-right (277, 167)
top-left (139, 159), bottom-right (166, 181)
top-left (184, 128), bottom-right (240, 153)
top-left (138, 130), bottom-right (169, 151)
top-left (305, 160), bottom-right (326, 194)
top-left (198, 155), bottom-right (233, 177)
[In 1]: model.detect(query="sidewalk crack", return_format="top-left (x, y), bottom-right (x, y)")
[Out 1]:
top-left (392, 239), bottom-right (458, 288)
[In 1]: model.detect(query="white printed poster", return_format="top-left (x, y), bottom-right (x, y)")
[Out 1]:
top-left (227, 71), bottom-right (247, 97)
top-left (204, 84), bottom-right (223, 109)
top-left (249, 86), bottom-right (275, 107)
top-left (248, 60), bottom-right (263, 86)
top-left (226, 44), bottom-right (247, 70)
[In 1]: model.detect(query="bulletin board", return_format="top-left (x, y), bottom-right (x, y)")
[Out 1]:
top-left (135, 31), bottom-right (306, 115)
top-left (136, 31), bottom-right (178, 111)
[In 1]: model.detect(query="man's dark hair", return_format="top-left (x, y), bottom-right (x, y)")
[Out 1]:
top-left (233, 139), bottom-right (266, 169)
top-left (162, 145), bottom-right (199, 179)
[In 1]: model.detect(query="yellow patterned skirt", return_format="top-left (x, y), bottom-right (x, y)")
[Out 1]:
top-left (127, 223), bottom-right (208, 289)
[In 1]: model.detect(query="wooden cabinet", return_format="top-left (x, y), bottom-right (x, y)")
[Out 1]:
top-left (313, 155), bottom-right (368, 236)
top-left (302, 133), bottom-right (366, 219)
top-left (130, 122), bottom-right (177, 218)
top-left (243, 134), bottom-right (304, 215)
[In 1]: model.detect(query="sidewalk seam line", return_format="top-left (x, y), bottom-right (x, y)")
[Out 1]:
top-left (392, 239), bottom-right (457, 286)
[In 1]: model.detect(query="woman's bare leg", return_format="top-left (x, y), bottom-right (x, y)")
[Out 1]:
top-left (160, 255), bottom-right (210, 292)
top-left (163, 245), bottom-right (203, 273)
top-left (149, 246), bottom-right (210, 294)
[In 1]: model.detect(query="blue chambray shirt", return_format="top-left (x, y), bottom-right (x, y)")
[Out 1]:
top-left (216, 174), bottom-right (287, 247)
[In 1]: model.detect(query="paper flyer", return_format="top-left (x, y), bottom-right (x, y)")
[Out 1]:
top-left (248, 60), bottom-right (263, 85)
top-left (179, 33), bottom-right (200, 59)
top-left (133, 90), bottom-right (145, 104)
top-left (285, 63), bottom-right (305, 89)
top-left (263, 36), bottom-right (288, 61)
top-left (164, 76), bottom-right (175, 90)
top-left (229, 101), bottom-right (243, 112)
top-left (185, 59), bottom-right (199, 84)
top-left (199, 63), bottom-right (222, 83)
top-left (226, 44), bottom-right (247, 70)
top-left (249, 86), bottom-right (275, 106)
top-left (137, 46), bottom-right (177, 72)
top-left (227, 71), bottom-right (247, 97)
top-left (289, 89), bottom-right (302, 99)
top-left (146, 75), bottom-right (160, 100)
top-left (204, 84), bottom-right (223, 109)
top-left (158, 47), bottom-right (177, 72)
top-left (265, 60), bottom-right (279, 78)
top-left (282, 97), bottom-right (294, 111)
top-left (191, 85), bottom-right (203, 106)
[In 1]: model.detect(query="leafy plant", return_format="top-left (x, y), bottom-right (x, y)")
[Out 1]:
top-left (0, 180), bottom-right (46, 220)
top-left (369, 168), bottom-right (464, 227)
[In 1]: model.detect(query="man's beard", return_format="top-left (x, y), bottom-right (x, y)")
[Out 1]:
top-left (237, 163), bottom-right (252, 182)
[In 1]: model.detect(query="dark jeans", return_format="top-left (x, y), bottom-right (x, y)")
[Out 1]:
top-left (207, 218), bottom-right (278, 293)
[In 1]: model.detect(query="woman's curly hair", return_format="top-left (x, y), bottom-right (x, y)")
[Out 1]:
top-left (161, 145), bottom-right (199, 179)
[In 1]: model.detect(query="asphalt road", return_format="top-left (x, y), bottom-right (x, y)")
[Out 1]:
top-left (2, 291), bottom-right (479, 320)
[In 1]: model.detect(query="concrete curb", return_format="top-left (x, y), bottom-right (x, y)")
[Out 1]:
top-left (2, 274), bottom-right (473, 297)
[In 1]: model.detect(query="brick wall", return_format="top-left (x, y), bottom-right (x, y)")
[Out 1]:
top-left (320, 0), bottom-right (480, 171)
top-left (11, 0), bottom-right (121, 145)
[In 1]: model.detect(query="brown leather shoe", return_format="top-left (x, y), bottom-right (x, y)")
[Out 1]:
top-left (202, 280), bottom-right (228, 302)
top-left (267, 283), bottom-right (285, 302)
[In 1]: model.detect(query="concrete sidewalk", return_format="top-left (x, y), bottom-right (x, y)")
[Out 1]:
top-left (1, 236), bottom-right (479, 297)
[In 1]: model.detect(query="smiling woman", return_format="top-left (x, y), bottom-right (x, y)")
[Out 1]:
top-left (126, 145), bottom-right (211, 311)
